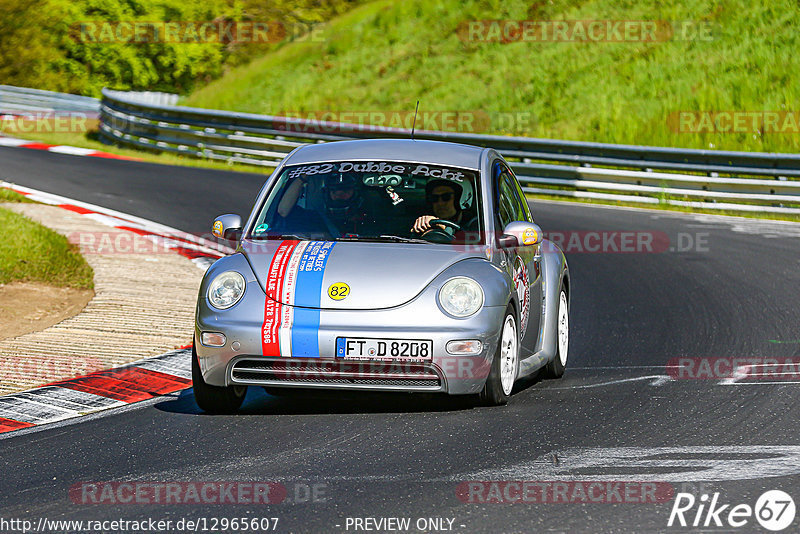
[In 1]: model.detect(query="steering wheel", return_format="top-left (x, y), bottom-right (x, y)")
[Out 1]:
top-left (421, 218), bottom-right (461, 243)
top-left (430, 219), bottom-right (460, 231)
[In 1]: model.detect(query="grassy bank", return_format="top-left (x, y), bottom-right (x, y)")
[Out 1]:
top-left (0, 197), bottom-right (94, 289)
top-left (184, 0), bottom-right (800, 155)
top-left (0, 189), bottom-right (34, 203)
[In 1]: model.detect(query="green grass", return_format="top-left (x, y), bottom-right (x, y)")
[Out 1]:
top-left (184, 0), bottom-right (800, 154)
top-left (0, 189), bottom-right (33, 203)
top-left (0, 208), bottom-right (94, 289)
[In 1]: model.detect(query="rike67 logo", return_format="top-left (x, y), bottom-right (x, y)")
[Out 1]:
top-left (668, 490), bottom-right (796, 531)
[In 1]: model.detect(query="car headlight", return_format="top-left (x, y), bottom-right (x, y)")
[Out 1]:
top-left (438, 277), bottom-right (484, 317)
top-left (207, 271), bottom-right (245, 309)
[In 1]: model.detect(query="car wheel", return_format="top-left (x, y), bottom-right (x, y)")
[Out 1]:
top-left (542, 288), bottom-right (569, 379)
top-left (479, 306), bottom-right (518, 406)
top-left (192, 343), bottom-right (246, 413)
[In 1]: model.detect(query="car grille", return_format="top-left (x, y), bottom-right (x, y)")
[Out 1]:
top-left (229, 358), bottom-right (443, 391)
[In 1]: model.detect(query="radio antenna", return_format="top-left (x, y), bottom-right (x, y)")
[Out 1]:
top-left (411, 100), bottom-right (419, 140)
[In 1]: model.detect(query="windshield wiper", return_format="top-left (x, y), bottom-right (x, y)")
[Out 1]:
top-left (248, 234), bottom-right (308, 241)
top-left (332, 235), bottom-right (428, 243)
top-left (323, 235), bottom-right (429, 243)
top-left (377, 235), bottom-right (430, 243)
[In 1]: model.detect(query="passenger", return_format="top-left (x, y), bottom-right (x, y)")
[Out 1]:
top-left (322, 173), bottom-right (374, 235)
top-left (275, 173), bottom-right (373, 236)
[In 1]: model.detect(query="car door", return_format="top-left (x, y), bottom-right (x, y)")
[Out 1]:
top-left (492, 160), bottom-right (543, 359)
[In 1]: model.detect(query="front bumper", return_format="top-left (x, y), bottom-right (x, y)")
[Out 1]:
top-left (195, 288), bottom-right (506, 395)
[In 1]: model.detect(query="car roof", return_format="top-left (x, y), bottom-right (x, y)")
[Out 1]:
top-left (282, 138), bottom-right (485, 170)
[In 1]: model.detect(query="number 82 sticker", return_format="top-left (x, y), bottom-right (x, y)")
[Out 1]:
top-left (328, 282), bottom-right (350, 300)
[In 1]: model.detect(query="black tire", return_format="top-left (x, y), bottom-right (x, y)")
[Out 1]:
top-left (192, 344), bottom-right (246, 413)
top-left (479, 306), bottom-right (519, 406)
top-left (542, 288), bottom-right (569, 379)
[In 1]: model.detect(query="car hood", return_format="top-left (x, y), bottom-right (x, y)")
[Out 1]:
top-left (242, 239), bottom-right (483, 310)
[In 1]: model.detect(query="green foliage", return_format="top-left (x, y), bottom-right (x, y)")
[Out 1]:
top-left (0, 0), bottom-right (364, 96)
top-left (0, 0), bottom-right (70, 91)
top-left (184, 0), bottom-right (800, 154)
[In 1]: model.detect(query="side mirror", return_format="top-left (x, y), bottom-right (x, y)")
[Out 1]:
top-left (499, 221), bottom-right (543, 248)
top-left (212, 214), bottom-right (243, 241)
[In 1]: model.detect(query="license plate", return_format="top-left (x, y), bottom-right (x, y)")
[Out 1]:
top-left (336, 338), bottom-right (433, 360)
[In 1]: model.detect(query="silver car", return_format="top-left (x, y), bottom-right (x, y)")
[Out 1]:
top-left (193, 139), bottom-right (570, 412)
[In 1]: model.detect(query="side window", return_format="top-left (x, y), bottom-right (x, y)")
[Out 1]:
top-left (508, 169), bottom-right (534, 223)
top-left (493, 162), bottom-right (517, 230)
top-left (497, 162), bottom-right (529, 225)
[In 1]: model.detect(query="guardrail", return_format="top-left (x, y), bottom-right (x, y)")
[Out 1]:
top-left (67, 89), bottom-right (800, 214)
top-left (0, 86), bottom-right (178, 116)
top-left (0, 85), bottom-right (100, 116)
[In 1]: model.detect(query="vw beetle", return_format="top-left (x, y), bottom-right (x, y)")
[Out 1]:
top-left (193, 139), bottom-right (569, 412)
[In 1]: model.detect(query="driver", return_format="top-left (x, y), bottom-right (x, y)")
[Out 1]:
top-left (411, 179), bottom-right (476, 236)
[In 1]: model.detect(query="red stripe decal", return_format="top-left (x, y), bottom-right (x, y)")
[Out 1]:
top-left (0, 417), bottom-right (34, 433)
top-left (53, 367), bottom-right (190, 402)
top-left (262, 240), bottom-right (297, 357)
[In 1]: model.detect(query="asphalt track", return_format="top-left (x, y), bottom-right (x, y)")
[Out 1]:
top-left (1, 146), bottom-right (800, 533)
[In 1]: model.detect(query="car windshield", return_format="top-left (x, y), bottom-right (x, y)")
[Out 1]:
top-left (249, 160), bottom-right (484, 244)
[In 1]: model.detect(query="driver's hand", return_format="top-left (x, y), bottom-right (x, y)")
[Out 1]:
top-left (412, 215), bottom-right (437, 234)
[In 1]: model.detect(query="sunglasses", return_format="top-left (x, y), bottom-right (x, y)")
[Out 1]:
top-left (428, 192), bottom-right (454, 202)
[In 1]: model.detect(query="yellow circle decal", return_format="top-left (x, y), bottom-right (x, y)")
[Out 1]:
top-left (522, 227), bottom-right (538, 245)
top-left (213, 220), bottom-right (225, 237)
top-left (328, 282), bottom-right (350, 300)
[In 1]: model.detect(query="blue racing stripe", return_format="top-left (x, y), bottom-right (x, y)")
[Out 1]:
top-left (291, 241), bottom-right (336, 357)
